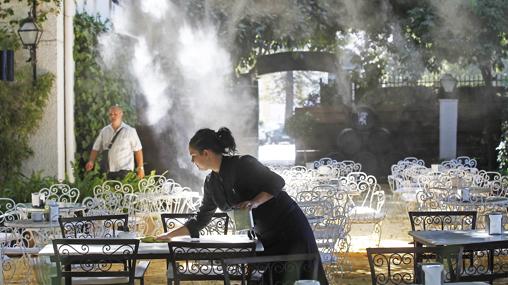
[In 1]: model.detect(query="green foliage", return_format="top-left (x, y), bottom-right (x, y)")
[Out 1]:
top-left (69, 162), bottom-right (157, 201)
top-left (0, 163), bottom-right (160, 203)
top-left (285, 111), bottom-right (317, 140)
top-left (396, 0), bottom-right (508, 83)
top-left (496, 121), bottom-right (508, 175)
top-left (0, 66), bottom-right (54, 185)
top-left (0, 26), bottom-right (20, 49)
top-left (73, 12), bottom-right (137, 174)
top-left (0, 171), bottom-right (59, 203)
top-left (0, 0), bottom-right (61, 25)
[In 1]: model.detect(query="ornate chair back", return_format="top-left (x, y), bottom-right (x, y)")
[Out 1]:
top-left (167, 240), bottom-right (256, 284)
top-left (0, 226), bottom-right (31, 284)
top-left (59, 214), bottom-right (129, 238)
top-left (222, 253), bottom-right (320, 285)
top-left (39, 183), bottom-right (80, 203)
top-left (52, 238), bottom-right (139, 285)
top-left (408, 211), bottom-right (477, 231)
top-left (367, 246), bottom-right (463, 285)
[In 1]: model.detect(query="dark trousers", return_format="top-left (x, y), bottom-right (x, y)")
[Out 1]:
top-left (107, 170), bottom-right (130, 180)
top-left (255, 194), bottom-right (329, 285)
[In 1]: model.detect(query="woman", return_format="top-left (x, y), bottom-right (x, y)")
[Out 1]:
top-left (157, 127), bottom-right (328, 284)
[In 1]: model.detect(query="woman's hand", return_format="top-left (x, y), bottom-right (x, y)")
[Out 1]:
top-left (235, 200), bottom-right (258, 209)
top-left (155, 233), bottom-right (172, 241)
top-left (155, 226), bottom-right (190, 240)
top-left (235, 192), bottom-right (273, 210)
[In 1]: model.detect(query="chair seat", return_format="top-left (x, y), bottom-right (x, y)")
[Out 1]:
top-left (0, 232), bottom-right (16, 241)
top-left (70, 277), bottom-right (130, 284)
top-left (313, 224), bottom-right (345, 239)
top-left (400, 192), bottom-right (418, 202)
top-left (319, 252), bottom-right (337, 264)
top-left (395, 186), bottom-right (419, 194)
top-left (350, 207), bottom-right (385, 222)
top-left (3, 247), bottom-right (39, 255)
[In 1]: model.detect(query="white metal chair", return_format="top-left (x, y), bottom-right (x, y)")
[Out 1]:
top-left (339, 172), bottom-right (385, 246)
top-left (334, 160), bottom-right (362, 177)
top-left (0, 226), bottom-right (33, 285)
top-left (312, 157), bottom-right (337, 169)
top-left (295, 189), bottom-right (351, 278)
top-left (39, 183), bottom-right (80, 203)
top-left (89, 180), bottom-right (134, 215)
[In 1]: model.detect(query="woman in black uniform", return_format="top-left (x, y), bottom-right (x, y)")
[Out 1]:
top-left (157, 127), bottom-right (328, 284)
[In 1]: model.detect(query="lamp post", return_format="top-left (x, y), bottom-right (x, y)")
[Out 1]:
top-left (439, 73), bottom-right (459, 160)
top-left (340, 49), bottom-right (357, 105)
top-left (440, 73), bottom-right (458, 94)
top-left (17, 0), bottom-right (42, 83)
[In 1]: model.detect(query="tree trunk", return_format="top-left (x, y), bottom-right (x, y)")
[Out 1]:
top-left (285, 71), bottom-right (294, 119)
top-left (480, 65), bottom-right (493, 87)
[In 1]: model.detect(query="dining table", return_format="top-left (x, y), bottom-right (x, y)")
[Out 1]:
top-left (409, 229), bottom-right (508, 247)
top-left (38, 234), bottom-right (263, 259)
top-left (17, 202), bottom-right (86, 214)
top-left (5, 219), bottom-right (63, 251)
top-left (35, 234), bottom-right (262, 285)
top-left (409, 230), bottom-right (508, 284)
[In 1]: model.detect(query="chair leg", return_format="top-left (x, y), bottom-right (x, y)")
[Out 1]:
top-left (374, 222), bottom-right (383, 247)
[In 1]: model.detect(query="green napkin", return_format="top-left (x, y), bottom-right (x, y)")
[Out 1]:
top-left (140, 235), bottom-right (165, 243)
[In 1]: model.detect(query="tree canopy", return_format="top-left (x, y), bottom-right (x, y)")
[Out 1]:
top-left (175, 0), bottom-right (508, 85)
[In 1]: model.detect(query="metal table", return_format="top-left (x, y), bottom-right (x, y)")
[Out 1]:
top-left (409, 230), bottom-right (508, 246)
top-left (409, 230), bottom-right (508, 283)
top-left (38, 234), bottom-right (262, 259)
top-left (17, 202), bottom-right (85, 214)
top-left (5, 219), bottom-right (62, 249)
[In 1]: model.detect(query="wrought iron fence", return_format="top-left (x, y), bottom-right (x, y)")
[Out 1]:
top-left (380, 74), bottom-right (508, 88)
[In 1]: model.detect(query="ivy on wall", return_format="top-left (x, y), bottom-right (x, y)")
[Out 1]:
top-left (0, 0), bottom-right (61, 24)
top-left (73, 12), bottom-right (137, 178)
top-left (0, 67), bottom-right (54, 185)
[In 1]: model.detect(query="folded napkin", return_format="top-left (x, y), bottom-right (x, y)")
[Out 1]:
top-left (140, 236), bottom-right (164, 243)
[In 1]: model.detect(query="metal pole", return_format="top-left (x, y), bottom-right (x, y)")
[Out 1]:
top-left (32, 0), bottom-right (37, 83)
top-left (31, 47), bottom-right (37, 82)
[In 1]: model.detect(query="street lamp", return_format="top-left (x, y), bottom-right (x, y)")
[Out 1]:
top-left (440, 73), bottom-right (458, 93)
top-left (17, 0), bottom-right (42, 83)
top-left (439, 73), bottom-right (459, 160)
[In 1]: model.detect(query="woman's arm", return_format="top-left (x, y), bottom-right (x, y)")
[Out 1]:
top-left (156, 225), bottom-right (190, 240)
top-left (235, 191), bottom-right (273, 209)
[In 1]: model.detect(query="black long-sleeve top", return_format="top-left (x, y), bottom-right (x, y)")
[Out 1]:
top-left (184, 155), bottom-right (288, 237)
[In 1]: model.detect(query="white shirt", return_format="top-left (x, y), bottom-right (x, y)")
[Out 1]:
top-left (92, 122), bottom-right (142, 172)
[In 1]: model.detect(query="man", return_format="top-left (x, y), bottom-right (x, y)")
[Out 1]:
top-left (85, 105), bottom-right (145, 179)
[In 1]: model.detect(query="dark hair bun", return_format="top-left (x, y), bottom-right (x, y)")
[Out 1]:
top-left (216, 127), bottom-right (236, 154)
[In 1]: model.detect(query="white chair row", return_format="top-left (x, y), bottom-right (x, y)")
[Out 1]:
top-left (273, 161), bottom-right (363, 197)
top-left (0, 198), bottom-right (35, 284)
top-left (19, 177), bottom-right (200, 237)
top-left (441, 155), bottom-right (478, 169)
